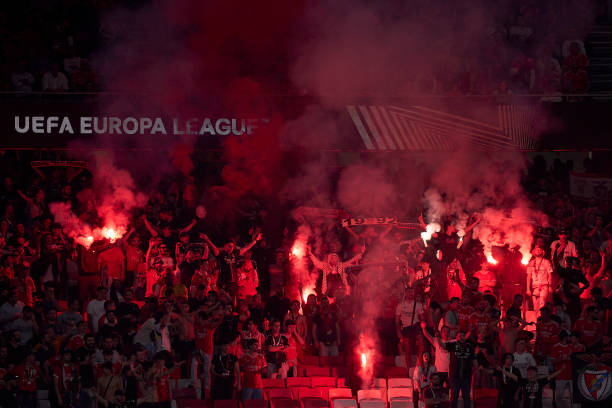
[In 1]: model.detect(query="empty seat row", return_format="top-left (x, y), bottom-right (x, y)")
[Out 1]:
top-left (262, 377), bottom-right (347, 389)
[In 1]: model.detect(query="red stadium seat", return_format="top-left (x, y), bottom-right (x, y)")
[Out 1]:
top-left (305, 366), bottom-right (331, 377)
top-left (315, 387), bottom-right (332, 401)
top-left (287, 377), bottom-right (312, 388)
top-left (272, 400), bottom-right (301, 408)
top-left (244, 400), bottom-right (268, 408)
top-left (387, 378), bottom-right (412, 389)
top-left (173, 386), bottom-right (197, 400)
top-left (177, 400), bottom-right (210, 408)
top-left (329, 388), bottom-right (353, 400)
top-left (299, 388), bottom-right (325, 400)
top-left (301, 397), bottom-right (329, 408)
top-left (214, 400), bottom-right (237, 408)
top-left (385, 367), bottom-right (408, 379)
top-left (312, 377), bottom-right (337, 388)
top-left (300, 355), bottom-right (320, 366)
top-left (290, 387), bottom-right (312, 400)
top-left (320, 356), bottom-right (344, 367)
top-left (267, 388), bottom-right (293, 400)
top-left (263, 378), bottom-right (286, 389)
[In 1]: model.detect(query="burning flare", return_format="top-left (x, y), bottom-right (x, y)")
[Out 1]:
top-left (291, 240), bottom-right (306, 259)
top-left (486, 253), bottom-right (498, 265)
top-left (360, 353), bottom-right (367, 369)
top-left (420, 223), bottom-right (441, 246)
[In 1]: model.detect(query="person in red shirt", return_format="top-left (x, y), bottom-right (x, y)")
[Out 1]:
top-left (66, 321), bottom-right (88, 351)
top-left (550, 331), bottom-right (573, 408)
top-left (535, 307), bottom-right (560, 360)
top-left (457, 296), bottom-right (475, 333)
top-left (192, 310), bottom-right (223, 399)
top-left (569, 331), bottom-right (586, 353)
top-left (13, 352), bottom-right (39, 408)
top-left (239, 338), bottom-right (267, 400)
top-left (469, 300), bottom-right (492, 344)
top-left (53, 349), bottom-right (78, 408)
top-left (573, 306), bottom-right (604, 350)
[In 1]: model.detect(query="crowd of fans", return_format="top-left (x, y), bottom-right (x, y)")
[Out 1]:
top-left (0, 0), bottom-right (601, 96)
top-left (0, 149), bottom-right (610, 408)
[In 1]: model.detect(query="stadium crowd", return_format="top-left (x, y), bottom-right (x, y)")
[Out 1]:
top-left (0, 150), bottom-right (609, 408)
top-left (0, 0), bottom-right (597, 95)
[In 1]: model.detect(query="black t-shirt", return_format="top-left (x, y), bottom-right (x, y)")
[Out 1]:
top-left (265, 295), bottom-right (290, 323)
top-left (496, 366), bottom-right (522, 401)
top-left (217, 248), bottom-right (240, 285)
top-left (521, 378), bottom-right (548, 408)
top-left (178, 260), bottom-right (200, 287)
top-left (212, 353), bottom-right (237, 390)
top-left (423, 385), bottom-right (450, 408)
top-left (314, 312), bottom-right (338, 345)
top-left (445, 340), bottom-right (475, 380)
top-left (117, 301), bottom-right (140, 319)
top-left (559, 268), bottom-right (589, 298)
top-left (265, 334), bottom-right (289, 364)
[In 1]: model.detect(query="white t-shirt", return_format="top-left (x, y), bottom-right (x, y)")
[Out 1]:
top-left (396, 300), bottom-right (425, 329)
top-left (134, 318), bottom-right (160, 346)
top-left (513, 351), bottom-right (536, 378)
top-left (0, 301), bottom-right (23, 331)
top-left (86, 299), bottom-right (106, 332)
top-left (42, 72), bottom-right (69, 91)
top-left (550, 240), bottom-right (578, 268)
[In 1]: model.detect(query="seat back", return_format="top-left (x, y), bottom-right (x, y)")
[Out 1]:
top-left (177, 400), bottom-right (209, 408)
top-left (387, 378), bottom-right (412, 389)
top-left (357, 389), bottom-right (383, 402)
top-left (387, 388), bottom-right (412, 402)
top-left (304, 366), bottom-right (331, 377)
top-left (299, 388), bottom-right (325, 400)
top-left (267, 388), bottom-right (294, 400)
top-left (359, 401), bottom-right (386, 408)
top-left (312, 377), bottom-right (337, 388)
top-left (329, 388), bottom-right (353, 400)
top-left (332, 399), bottom-right (358, 408)
top-left (287, 377), bottom-right (312, 388)
top-left (264, 378), bottom-right (286, 389)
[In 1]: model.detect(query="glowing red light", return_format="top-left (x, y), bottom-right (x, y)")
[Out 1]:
top-left (291, 241), bottom-right (305, 259)
top-left (486, 254), bottom-right (498, 265)
top-left (361, 353), bottom-right (367, 368)
top-left (302, 287), bottom-right (315, 303)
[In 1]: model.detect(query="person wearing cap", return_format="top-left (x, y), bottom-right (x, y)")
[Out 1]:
top-left (550, 229), bottom-right (578, 270)
top-left (526, 246), bottom-right (553, 312)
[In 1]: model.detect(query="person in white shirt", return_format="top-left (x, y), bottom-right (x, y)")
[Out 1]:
top-left (0, 291), bottom-right (24, 331)
top-left (396, 287), bottom-right (425, 369)
top-left (11, 60), bottom-right (35, 93)
top-left (513, 337), bottom-right (537, 378)
top-left (526, 246), bottom-right (553, 312)
top-left (86, 286), bottom-right (107, 333)
top-left (42, 63), bottom-right (69, 91)
top-left (550, 229), bottom-right (578, 269)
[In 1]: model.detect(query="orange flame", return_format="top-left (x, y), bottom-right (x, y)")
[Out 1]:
top-left (361, 353), bottom-right (367, 369)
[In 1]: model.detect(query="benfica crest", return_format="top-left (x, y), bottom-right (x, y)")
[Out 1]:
top-left (578, 365), bottom-right (612, 402)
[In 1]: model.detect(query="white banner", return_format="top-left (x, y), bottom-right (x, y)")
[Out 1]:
top-left (570, 172), bottom-right (612, 199)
